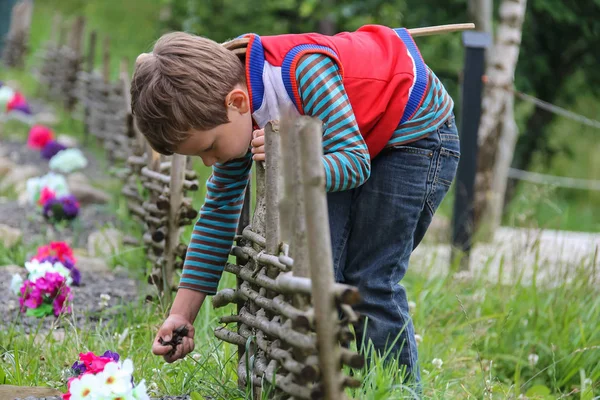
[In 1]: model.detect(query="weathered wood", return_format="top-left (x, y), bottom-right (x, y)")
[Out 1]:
top-left (298, 116), bottom-right (343, 400)
top-left (264, 121), bottom-right (281, 255)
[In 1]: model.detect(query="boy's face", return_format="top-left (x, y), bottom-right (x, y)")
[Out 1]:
top-left (175, 86), bottom-right (253, 166)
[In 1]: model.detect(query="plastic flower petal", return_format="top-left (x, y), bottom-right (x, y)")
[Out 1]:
top-left (41, 140), bottom-right (67, 160)
top-left (10, 274), bottom-right (23, 295)
top-left (79, 352), bottom-right (113, 374)
top-left (69, 373), bottom-right (99, 400)
top-left (26, 173), bottom-right (70, 205)
top-left (27, 125), bottom-right (55, 149)
top-left (38, 187), bottom-right (56, 206)
top-left (132, 380), bottom-right (150, 400)
top-left (97, 361), bottom-right (134, 395)
top-left (0, 85), bottom-right (15, 111)
top-left (49, 148), bottom-right (88, 173)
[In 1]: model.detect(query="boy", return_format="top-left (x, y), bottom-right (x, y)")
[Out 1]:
top-left (131, 24), bottom-right (460, 382)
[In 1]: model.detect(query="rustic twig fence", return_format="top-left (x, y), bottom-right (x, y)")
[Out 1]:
top-left (32, 15), bottom-right (365, 399)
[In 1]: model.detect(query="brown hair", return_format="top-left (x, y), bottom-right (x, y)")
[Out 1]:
top-left (130, 32), bottom-right (246, 155)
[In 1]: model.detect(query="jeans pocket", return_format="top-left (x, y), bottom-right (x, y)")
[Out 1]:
top-left (425, 125), bottom-right (460, 214)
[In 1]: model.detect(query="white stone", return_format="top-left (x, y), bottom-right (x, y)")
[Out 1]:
top-left (87, 228), bottom-right (123, 258)
top-left (0, 164), bottom-right (40, 191)
top-left (0, 224), bottom-right (22, 248)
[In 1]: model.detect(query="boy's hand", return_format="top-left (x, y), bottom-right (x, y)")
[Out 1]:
top-left (251, 129), bottom-right (265, 161)
top-left (152, 314), bottom-right (195, 363)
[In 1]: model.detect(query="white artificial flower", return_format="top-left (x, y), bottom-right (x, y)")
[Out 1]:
top-left (10, 274), bottom-right (23, 295)
top-left (26, 172), bottom-right (70, 205)
top-left (97, 361), bottom-right (134, 396)
top-left (0, 85), bottom-right (15, 111)
top-left (49, 148), bottom-right (88, 173)
top-left (132, 380), bottom-right (151, 400)
top-left (24, 259), bottom-right (72, 286)
top-left (69, 373), bottom-right (99, 399)
top-left (432, 358), bottom-right (443, 369)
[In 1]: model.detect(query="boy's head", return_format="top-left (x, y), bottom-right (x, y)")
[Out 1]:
top-left (131, 32), bottom-right (253, 166)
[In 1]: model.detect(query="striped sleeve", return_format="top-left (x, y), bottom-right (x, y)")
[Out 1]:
top-left (295, 53), bottom-right (371, 192)
top-left (179, 152), bottom-right (252, 294)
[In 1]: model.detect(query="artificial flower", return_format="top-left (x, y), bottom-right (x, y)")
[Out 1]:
top-left (41, 140), bottom-right (67, 160)
top-left (26, 173), bottom-right (69, 205)
top-left (97, 361), bottom-right (134, 396)
top-left (49, 148), bottom-right (88, 173)
top-left (42, 194), bottom-right (80, 222)
top-left (79, 352), bottom-right (114, 375)
top-left (37, 255), bottom-right (80, 286)
top-left (33, 241), bottom-right (76, 264)
top-left (10, 274), bottom-right (23, 295)
top-left (18, 272), bottom-right (72, 317)
top-left (38, 187), bottom-right (56, 206)
top-left (67, 373), bottom-right (98, 400)
top-left (6, 91), bottom-right (29, 113)
top-left (27, 125), bottom-right (54, 149)
top-left (24, 259), bottom-right (73, 286)
top-left (0, 85), bottom-right (15, 111)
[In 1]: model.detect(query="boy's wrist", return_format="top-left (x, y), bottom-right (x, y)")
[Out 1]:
top-left (169, 288), bottom-right (207, 323)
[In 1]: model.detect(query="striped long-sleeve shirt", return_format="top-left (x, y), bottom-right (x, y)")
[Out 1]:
top-left (179, 53), bottom-right (453, 294)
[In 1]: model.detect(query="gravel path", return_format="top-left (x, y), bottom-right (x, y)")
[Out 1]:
top-left (0, 267), bottom-right (140, 334)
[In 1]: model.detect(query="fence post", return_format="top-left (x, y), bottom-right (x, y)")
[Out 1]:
top-left (451, 30), bottom-right (491, 271)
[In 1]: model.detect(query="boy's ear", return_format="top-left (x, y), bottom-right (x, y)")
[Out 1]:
top-left (225, 88), bottom-right (250, 114)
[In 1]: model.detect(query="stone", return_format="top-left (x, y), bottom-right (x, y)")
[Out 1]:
top-left (0, 385), bottom-right (62, 399)
top-left (0, 224), bottom-right (22, 248)
top-left (1, 264), bottom-right (23, 275)
top-left (76, 255), bottom-right (111, 273)
top-left (0, 156), bottom-right (15, 177)
top-left (34, 110), bottom-right (59, 126)
top-left (87, 228), bottom-right (123, 258)
top-left (67, 172), bottom-right (89, 187)
top-left (56, 133), bottom-right (79, 148)
top-left (0, 164), bottom-right (40, 191)
top-left (69, 182), bottom-right (111, 205)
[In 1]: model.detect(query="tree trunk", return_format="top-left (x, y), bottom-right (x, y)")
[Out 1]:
top-left (473, 0), bottom-right (527, 241)
top-left (468, 0), bottom-right (493, 34)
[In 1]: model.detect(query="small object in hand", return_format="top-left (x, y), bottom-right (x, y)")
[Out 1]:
top-left (158, 325), bottom-right (189, 357)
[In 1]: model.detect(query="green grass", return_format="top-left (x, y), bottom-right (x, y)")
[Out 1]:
top-left (1, 249), bottom-right (599, 399)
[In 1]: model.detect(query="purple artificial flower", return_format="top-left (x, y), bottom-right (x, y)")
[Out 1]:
top-left (42, 195), bottom-right (80, 222)
top-left (52, 286), bottom-right (72, 316)
top-left (60, 195), bottom-right (80, 219)
top-left (41, 140), bottom-right (67, 160)
top-left (71, 361), bottom-right (87, 376)
top-left (102, 350), bottom-right (120, 362)
top-left (37, 255), bottom-right (81, 286)
top-left (11, 102), bottom-right (32, 115)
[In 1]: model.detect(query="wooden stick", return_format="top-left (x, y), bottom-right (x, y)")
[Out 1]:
top-left (409, 23), bottom-right (475, 37)
top-left (298, 116), bottom-right (343, 400)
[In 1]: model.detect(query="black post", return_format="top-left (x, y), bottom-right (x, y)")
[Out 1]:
top-left (451, 31), bottom-right (491, 271)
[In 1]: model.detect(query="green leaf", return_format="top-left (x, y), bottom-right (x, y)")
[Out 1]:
top-left (25, 303), bottom-right (54, 318)
top-left (190, 392), bottom-right (203, 400)
top-left (0, 366), bottom-right (6, 384)
top-left (525, 384), bottom-right (552, 398)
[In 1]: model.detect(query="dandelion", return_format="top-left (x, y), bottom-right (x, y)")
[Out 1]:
top-left (98, 294), bottom-right (111, 308)
top-left (432, 358), bottom-right (443, 369)
top-left (528, 353), bottom-right (539, 367)
top-left (414, 334), bottom-right (423, 345)
top-left (192, 353), bottom-right (202, 361)
top-left (408, 301), bottom-right (416, 314)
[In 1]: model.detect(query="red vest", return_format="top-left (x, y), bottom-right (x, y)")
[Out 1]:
top-left (242, 25), bottom-right (429, 159)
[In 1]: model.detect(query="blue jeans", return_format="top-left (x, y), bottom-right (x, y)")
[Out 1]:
top-left (327, 116), bottom-right (460, 381)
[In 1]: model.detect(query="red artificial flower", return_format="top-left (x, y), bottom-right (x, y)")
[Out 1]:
top-left (27, 125), bottom-right (55, 149)
top-left (32, 242), bottom-right (76, 264)
top-left (6, 91), bottom-right (27, 112)
top-left (38, 187), bottom-right (56, 206)
top-left (78, 352), bottom-right (113, 374)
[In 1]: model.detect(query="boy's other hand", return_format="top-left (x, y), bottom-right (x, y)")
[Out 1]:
top-left (152, 314), bottom-right (195, 363)
top-left (251, 129), bottom-right (265, 161)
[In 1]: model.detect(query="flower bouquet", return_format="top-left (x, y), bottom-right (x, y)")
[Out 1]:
top-left (41, 190), bottom-right (80, 222)
top-left (26, 172), bottom-right (70, 205)
top-left (64, 351), bottom-right (150, 400)
top-left (10, 259), bottom-right (73, 317)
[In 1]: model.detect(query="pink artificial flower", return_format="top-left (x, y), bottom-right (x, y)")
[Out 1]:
top-left (33, 242), bottom-right (76, 264)
top-left (38, 187), bottom-right (57, 206)
top-left (53, 286), bottom-right (72, 316)
top-left (6, 91), bottom-right (27, 112)
top-left (19, 280), bottom-right (43, 309)
top-left (78, 352), bottom-right (113, 374)
top-left (27, 125), bottom-right (55, 149)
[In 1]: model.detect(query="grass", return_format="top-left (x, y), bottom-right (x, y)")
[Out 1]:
top-left (1, 1), bottom-right (599, 398)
